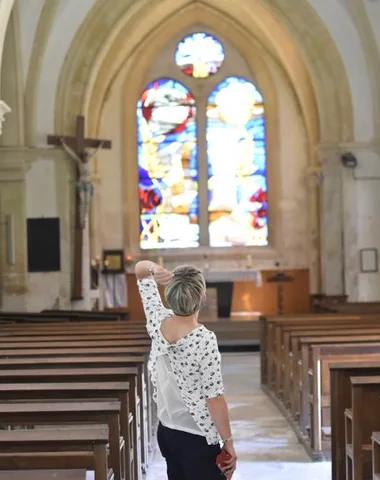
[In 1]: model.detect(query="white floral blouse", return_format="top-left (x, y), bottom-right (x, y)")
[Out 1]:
top-left (137, 278), bottom-right (225, 445)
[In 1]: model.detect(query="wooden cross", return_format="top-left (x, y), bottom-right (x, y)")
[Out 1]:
top-left (47, 115), bottom-right (112, 300)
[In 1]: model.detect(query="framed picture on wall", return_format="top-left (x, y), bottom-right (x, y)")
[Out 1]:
top-left (102, 249), bottom-right (125, 274)
top-left (360, 248), bottom-right (378, 273)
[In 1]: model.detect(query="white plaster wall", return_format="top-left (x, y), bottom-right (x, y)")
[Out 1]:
top-left (17, 0), bottom-right (44, 87)
top-left (306, 0), bottom-right (374, 141)
top-left (26, 159), bottom-right (58, 218)
top-left (35, 0), bottom-right (95, 145)
top-left (350, 150), bottom-right (380, 301)
top-left (25, 154), bottom-right (73, 311)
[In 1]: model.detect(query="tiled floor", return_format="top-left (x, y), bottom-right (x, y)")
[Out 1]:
top-left (143, 353), bottom-right (331, 480)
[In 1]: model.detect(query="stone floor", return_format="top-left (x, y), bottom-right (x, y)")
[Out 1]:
top-left (143, 353), bottom-right (332, 480)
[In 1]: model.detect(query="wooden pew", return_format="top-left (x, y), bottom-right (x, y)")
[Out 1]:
top-left (0, 345), bottom-right (154, 461)
top-left (259, 314), bottom-right (368, 385)
top-left (0, 354), bottom-right (150, 473)
top-left (291, 332), bottom-right (380, 422)
top-left (0, 471), bottom-right (87, 480)
top-left (0, 382), bottom-right (133, 480)
top-left (0, 315), bottom-right (155, 479)
top-left (261, 314), bottom-right (378, 387)
top-left (0, 333), bottom-right (149, 340)
top-left (306, 344), bottom-right (380, 457)
top-left (344, 376), bottom-right (380, 480)
top-left (0, 343), bottom-right (151, 464)
top-left (0, 401), bottom-right (123, 480)
top-left (330, 362), bottom-right (380, 480)
top-left (260, 314), bottom-right (380, 464)
top-left (0, 427), bottom-right (111, 480)
top-left (0, 367), bottom-right (140, 479)
top-left (271, 320), bottom-right (380, 395)
top-left (280, 323), bottom-right (380, 401)
top-left (0, 340), bottom-right (151, 349)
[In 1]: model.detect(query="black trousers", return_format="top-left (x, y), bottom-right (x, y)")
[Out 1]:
top-left (157, 422), bottom-right (226, 480)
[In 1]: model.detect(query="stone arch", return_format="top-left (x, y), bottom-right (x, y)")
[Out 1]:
top-left (52, 0), bottom-right (355, 292)
top-left (119, 16), bottom-right (282, 257)
top-left (54, 0), bottom-right (353, 145)
top-left (0, 0), bottom-right (15, 88)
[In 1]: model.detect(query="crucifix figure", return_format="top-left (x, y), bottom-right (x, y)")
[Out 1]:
top-left (60, 138), bottom-right (104, 229)
top-left (47, 115), bottom-right (112, 299)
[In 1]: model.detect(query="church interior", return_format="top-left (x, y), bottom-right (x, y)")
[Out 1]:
top-left (0, 0), bottom-right (380, 478)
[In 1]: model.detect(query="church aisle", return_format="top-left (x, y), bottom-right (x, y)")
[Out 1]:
top-left (143, 353), bottom-right (331, 480)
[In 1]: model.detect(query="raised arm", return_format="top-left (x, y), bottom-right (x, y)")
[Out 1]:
top-left (60, 139), bottom-right (81, 168)
top-left (135, 261), bottom-right (173, 338)
top-left (135, 261), bottom-right (172, 283)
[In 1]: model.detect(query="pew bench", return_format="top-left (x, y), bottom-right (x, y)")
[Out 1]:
top-left (0, 426), bottom-right (112, 480)
top-left (306, 344), bottom-right (380, 457)
top-left (260, 314), bottom-right (368, 385)
top-left (0, 354), bottom-right (150, 474)
top-left (277, 324), bottom-right (380, 400)
top-left (0, 382), bottom-right (133, 480)
top-left (0, 471), bottom-right (87, 480)
top-left (291, 333), bottom-right (380, 420)
top-left (0, 368), bottom-right (140, 479)
top-left (281, 323), bottom-right (380, 401)
top-left (0, 401), bottom-right (124, 480)
top-left (372, 432), bottom-right (380, 480)
top-left (330, 362), bottom-right (380, 480)
top-left (345, 376), bottom-right (380, 480)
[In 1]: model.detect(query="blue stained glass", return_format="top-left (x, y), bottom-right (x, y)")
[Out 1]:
top-left (175, 32), bottom-right (225, 78)
top-left (206, 76), bottom-right (268, 247)
top-left (137, 79), bottom-right (199, 249)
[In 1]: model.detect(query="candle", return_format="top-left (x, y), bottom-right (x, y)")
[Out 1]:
top-left (247, 254), bottom-right (252, 269)
top-left (158, 256), bottom-right (164, 266)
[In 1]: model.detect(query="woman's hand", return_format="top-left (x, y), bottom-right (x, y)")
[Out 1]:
top-left (153, 265), bottom-right (173, 285)
top-left (219, 442), bottom-right (237, 479)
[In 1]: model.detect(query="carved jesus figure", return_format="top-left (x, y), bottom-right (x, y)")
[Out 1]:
top-left (60, 138), bottom-right (104, 229)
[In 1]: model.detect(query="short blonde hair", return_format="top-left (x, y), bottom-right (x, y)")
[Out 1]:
top-left (165, 265), bottom-right (206, 317)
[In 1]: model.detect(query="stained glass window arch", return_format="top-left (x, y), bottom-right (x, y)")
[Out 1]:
top-left (207, 76), bottom-right (268, 247)
top-left (137, 35), bottom-right (268, 250)
top-left (137, 78), bottom-right (199, 249)
top-left (175, 32), bottom-right (225, 78)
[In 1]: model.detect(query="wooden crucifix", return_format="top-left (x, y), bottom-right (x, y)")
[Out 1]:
top-left (47, 115), bottom-right (112, 300)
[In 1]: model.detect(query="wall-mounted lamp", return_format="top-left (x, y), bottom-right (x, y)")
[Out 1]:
top-left (341, 152), bottom-right (358, 169)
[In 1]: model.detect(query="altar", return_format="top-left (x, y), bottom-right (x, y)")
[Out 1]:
top-left (203, 270), bottom-right (262, 318)
top-left (125, 268), bottom-right (310, 321)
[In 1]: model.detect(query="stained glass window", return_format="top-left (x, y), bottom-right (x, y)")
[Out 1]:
top-left (206, 76), bottom-right (268, 247)
top-left (137, 79), bottom-right (199, 249)
top-left (175, 33), bottom-right (225, 79)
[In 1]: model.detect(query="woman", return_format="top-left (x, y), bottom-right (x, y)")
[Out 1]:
top-left (135, 261), bottom-right (237, 479)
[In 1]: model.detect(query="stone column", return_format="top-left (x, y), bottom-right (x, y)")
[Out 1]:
top-left (318, 144), bottom-right (345, 296)
top-left (0, 100), bottom-right (11, 135)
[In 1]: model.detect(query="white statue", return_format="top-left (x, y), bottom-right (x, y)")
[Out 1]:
top-left (60, 138), bottom-right (104, 229)
top-left (0, 100), bottom-right (11, 136)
